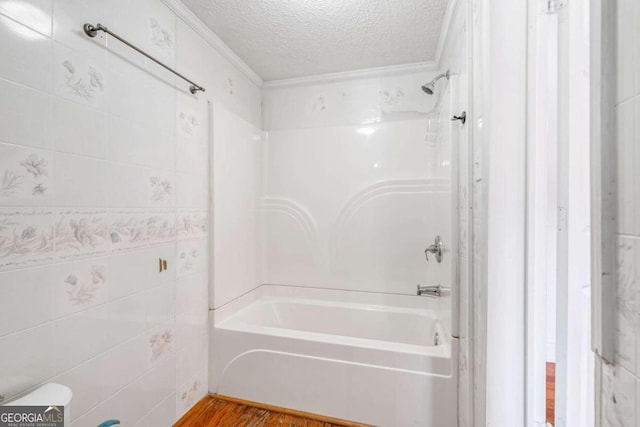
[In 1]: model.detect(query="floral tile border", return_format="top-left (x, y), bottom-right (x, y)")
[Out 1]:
top-left (110, 210), bottom-right (176, 252)
top-left (0, 209), bottom-right (54, 271)
top-left (55, 209), bottom-right (109, 261)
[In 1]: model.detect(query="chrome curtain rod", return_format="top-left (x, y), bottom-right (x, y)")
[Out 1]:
top-left (83, 23), bottom-right (205, 94)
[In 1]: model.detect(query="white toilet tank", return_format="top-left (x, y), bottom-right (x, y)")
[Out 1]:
top-left (3, 383), bottom-right (72, 426)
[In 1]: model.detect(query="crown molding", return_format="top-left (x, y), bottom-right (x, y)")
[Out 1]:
top-left (161, 0), bottom-right (263, 87)
top-left (434, 0), bottom-right (459, 65)
top-left (263, 61), bottom-right (440, 89)
top-left (163, 0), bottom-right (455, 89)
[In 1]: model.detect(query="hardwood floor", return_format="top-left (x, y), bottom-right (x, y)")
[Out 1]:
top-left (546, 362), bottom-right (555, 425)
top-left (174, 395), bottom-right (372, 427)
top-left (176, 371), bottom-right (557, 427)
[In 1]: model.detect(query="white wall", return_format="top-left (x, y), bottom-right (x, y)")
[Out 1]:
top-left (594, 0), bottom-right (640, 424)
top-left (476, 0), bottom-right (529, 424)
top-left (261, 70), bottom-right (453, 297)
top-left (555, 0), bottom-right (593, 424)
top-left (212, 105), bottom-right (265, 309)
top-left (436, 0), bottom-right (471, 426)
top-left (0, 0), bottom-right (261, 425)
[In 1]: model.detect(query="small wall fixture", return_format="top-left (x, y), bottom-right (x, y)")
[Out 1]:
top-left (452, 112), bottom-right (466, 125)
top-left (424, 236), bottom-right (444, 263)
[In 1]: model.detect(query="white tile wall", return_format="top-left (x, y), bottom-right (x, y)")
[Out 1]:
top-left (0, 324), bottom-right (55, 399)
top-left (105, 356), bottom-right (176, 426)
top-left (55, 153), bottom-right (109, 207)
top-left (0, 266), bottom-right (55, 336)
top-left (599, 0), bottom-right (640, 424)
top-left (0, 0), bottom-right (52, 36)
top-left (0, 0), bottom-right (262, 424)
top-left (0, 79), bottom-right (53, 149)
top-left (0, 14), bottom-right (52, 93)
top-left (107, 116), bottom-right (174, 170)
top-left (134, 393), bottom-right (177, 427)
top-left (54, 99), bottom-right (107, 158)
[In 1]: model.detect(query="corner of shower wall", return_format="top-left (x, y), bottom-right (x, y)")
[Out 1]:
top-left (435, 0), bottom-right (473, 425)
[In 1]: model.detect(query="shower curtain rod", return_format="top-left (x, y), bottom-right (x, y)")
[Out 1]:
top-left (83, 23), bottom-right (206, 94)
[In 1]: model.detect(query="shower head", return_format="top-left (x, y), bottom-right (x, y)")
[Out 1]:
top-left (421, 70), bottom-right (450, 95)
top-left (421, 83), bottom-right (435, 95)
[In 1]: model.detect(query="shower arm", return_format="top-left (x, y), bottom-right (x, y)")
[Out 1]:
top-left (431, 70), bottom-right (450, 85)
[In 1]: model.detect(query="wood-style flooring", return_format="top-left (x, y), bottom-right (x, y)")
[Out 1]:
top-left (546, 362), bottom-right (555, 425)
top-left (174, 395), bottom-right (372, 427)
top-left (176, 369), bottom-right (557, 427)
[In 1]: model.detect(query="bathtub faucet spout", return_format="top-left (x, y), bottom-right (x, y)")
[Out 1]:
top-left (416, 284), bottom-right (450, 297)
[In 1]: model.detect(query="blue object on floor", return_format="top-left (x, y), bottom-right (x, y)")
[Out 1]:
top-left (97, 420), bottom-right (120, 427)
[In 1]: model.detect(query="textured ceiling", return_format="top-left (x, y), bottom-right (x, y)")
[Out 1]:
top-left (181, 0), bottom-right (449, 81)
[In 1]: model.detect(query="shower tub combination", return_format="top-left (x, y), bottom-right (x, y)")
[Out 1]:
top-left (209, 285), bottom-right (457, 427)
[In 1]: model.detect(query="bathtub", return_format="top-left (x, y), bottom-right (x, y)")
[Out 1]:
top-left (209, 285), bottom-right (457, 427)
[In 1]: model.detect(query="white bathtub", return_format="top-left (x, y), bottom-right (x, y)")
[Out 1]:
top-left (209, 285), bottom-right (457, 427)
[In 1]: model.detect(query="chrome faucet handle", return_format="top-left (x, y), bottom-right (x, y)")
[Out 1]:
top-left (425, 235), bottom-right (444, 263)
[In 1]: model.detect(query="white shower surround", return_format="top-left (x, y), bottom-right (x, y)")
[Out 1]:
top-left (260, 70), bottom-right (453, 297)
top-left (209, 66), bottom-right (457, 425)
top-left (210, 285), bottom-right (457, 427)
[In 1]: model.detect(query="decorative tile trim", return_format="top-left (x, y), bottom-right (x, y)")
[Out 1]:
top-left (110, 210), bottom-right (176, 252)
top-left (61, 60), bottom-right (104, 101)
top-left (149, 18), bottom-right (174, 49)
top-left (0, 209), bottom-right (54, 270)
top-left (149, 327), bottom-right (174, 362)
top-left (380, 88), bottom-right (405, 108)
top-left (149, 176), bottom-right (174, 205)
top-left (179, 380), bottom-right (202, 410)
top-left (178, 112), bottom-right (200, 137)
top-left (55, 210), bottom-right (109, 260)
top-left (65, 264), bottom-right (106, 306)
top-left (55, 259), bottom-right (108, 318)
top-left (176, 210), bottom-right (207, 241)
top-left (0, 153), bottom-right (50, 202)
top-left (176, 239), bottom-right (206, 277)
top-left (224, 78), bottom-right (234, 95)
top-left (306, 94), bottom-right (327, 113)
